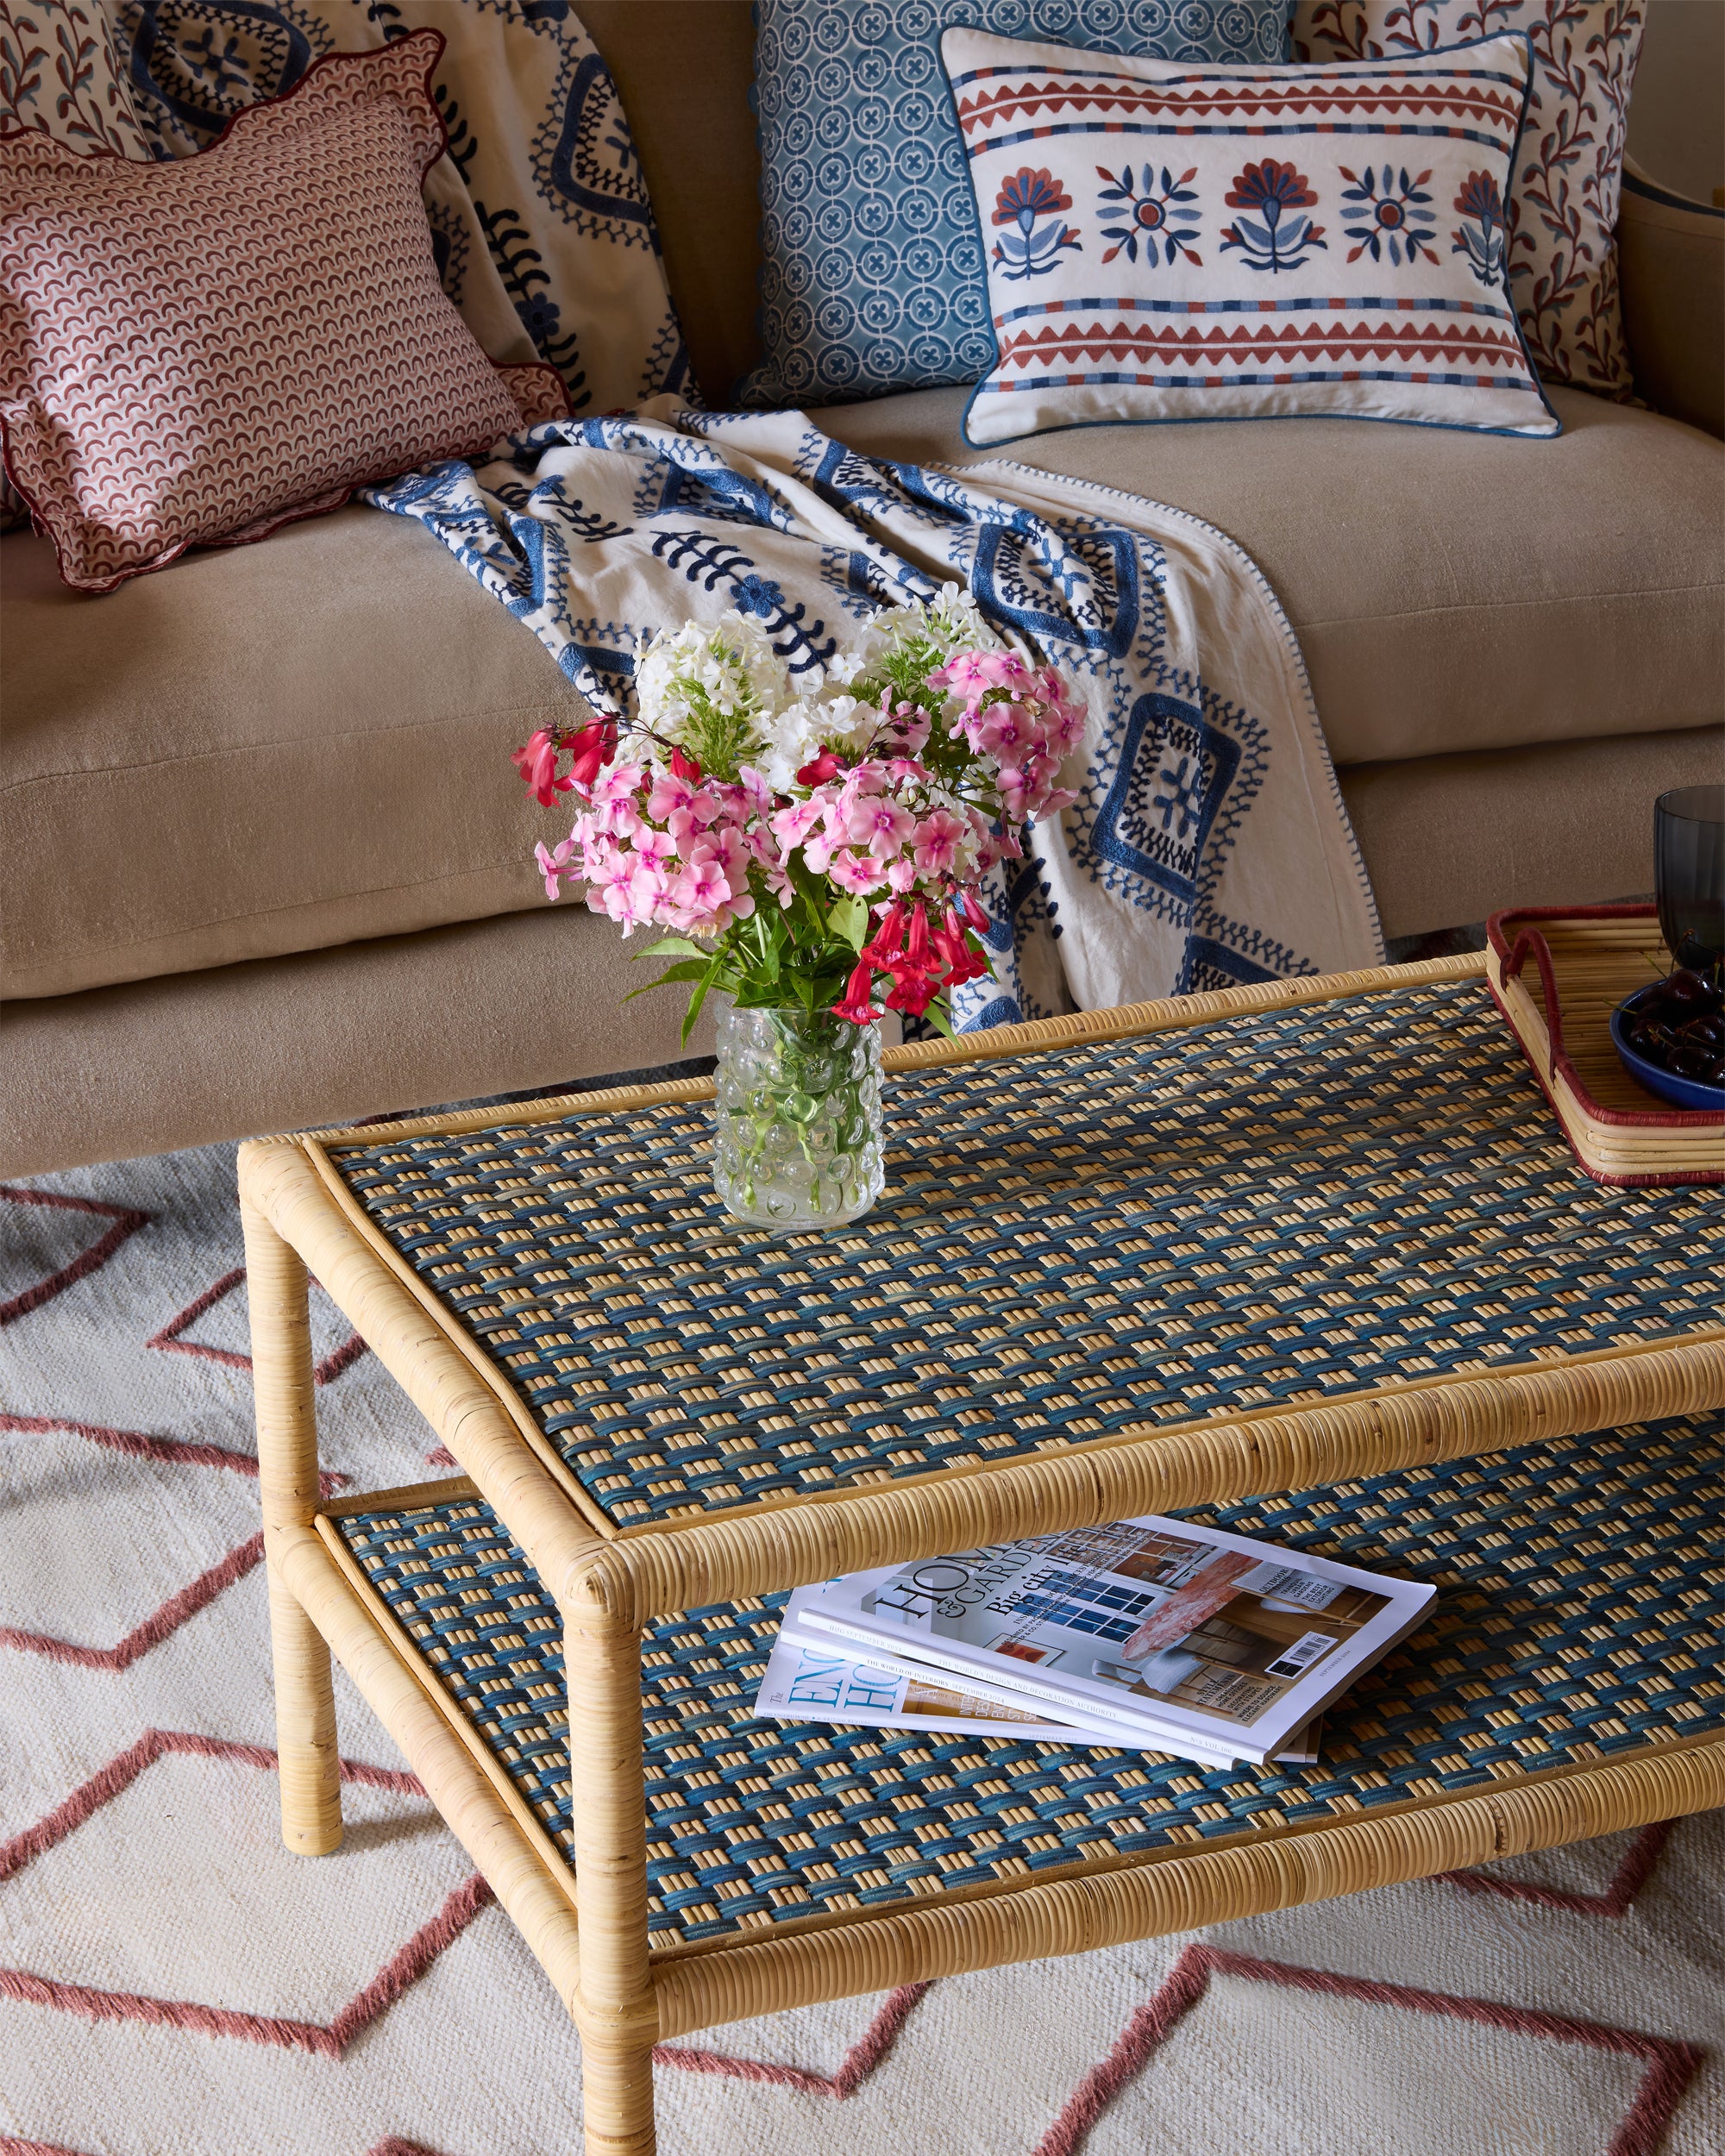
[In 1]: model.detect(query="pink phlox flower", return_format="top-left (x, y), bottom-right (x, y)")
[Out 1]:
top-left (645, 766), bottom-right (698, 824)
top-left (667, 787), bottom-right (724, 848)
top-left (844, 793), bottom-right (916, 860)
top-left (883, 856), bottom-right (919, 894)
top-left (910, 807), bottom-right (965, 878)
top-left (734, 764), bottom-right (778, 818)
top-left (534, 835), bottom-right (578, 900)
top-left (590, 763), bottom-right (646, 812)
top-left (976, 709), bottom-right (1026, 758)
top-left (664, 852), bottom-right (740, 933)
top-left (512, 727), bottom-right (574, 807)
top-left (932, 649), bottom-right (1028, 701)
top-left (771, 794), bottom-right (830, 854)
top-left (827, 847), bottom-right (888, 895)
top-left (630, 824), bottom-right (677, 869)
top-left (695, 822), bottom-right (752, 886)
top-left (586, 844), bottom-right (662, 933)
top-left (886, 755), bottom-right (932, 787)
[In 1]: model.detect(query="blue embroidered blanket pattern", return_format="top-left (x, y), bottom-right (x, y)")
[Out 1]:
top-left (363, 402), bottom-right (1383, 1024)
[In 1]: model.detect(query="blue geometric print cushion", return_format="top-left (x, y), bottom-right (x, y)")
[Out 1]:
top-left (944, 28), bottom-right (1560, 443)
top-left (742, 0), bottom-right (1293, 410)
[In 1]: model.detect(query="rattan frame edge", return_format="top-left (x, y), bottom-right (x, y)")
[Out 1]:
top-left (313, 1513), bottom-right (586, 1919)
top-left (650, 1733), bottom-right (1725, 2035)
top-left (273, 1520), bottom-right (583, 2010)
top-left (237, 1139), bottom-right (609, 1608)
top-left (297, 952), bottom-right (1489, 1151)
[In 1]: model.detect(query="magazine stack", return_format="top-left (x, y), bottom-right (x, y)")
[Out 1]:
top-left (754, 1514), bottom-right (1434, 1769)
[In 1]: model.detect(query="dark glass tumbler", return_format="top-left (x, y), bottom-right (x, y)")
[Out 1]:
top-left (1655, 785), bottom-right (1725, 976)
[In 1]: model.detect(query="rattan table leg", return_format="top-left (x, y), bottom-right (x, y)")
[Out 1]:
top-left (566, 1613), bottom-right (659, 2156)
top-left (242, 1193), bottom-right (343, 1856)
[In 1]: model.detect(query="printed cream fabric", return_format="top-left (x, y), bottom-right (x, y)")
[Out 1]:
top-left (102, 0), bottom-right (692, 415)
top-left (944, 28), bottom-right (1559, 445)
top-left (1294, 0), bottom-right (1645, 399)
top-left (0, 34), bottom-right (525, 591)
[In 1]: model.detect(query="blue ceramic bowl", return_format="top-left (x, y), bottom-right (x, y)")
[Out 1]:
top-left (1610, 987), bottom-right (1725, 1112)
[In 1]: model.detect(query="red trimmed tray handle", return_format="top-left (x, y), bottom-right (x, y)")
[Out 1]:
top-left (1501, 926), bottom-right (1567, 1078)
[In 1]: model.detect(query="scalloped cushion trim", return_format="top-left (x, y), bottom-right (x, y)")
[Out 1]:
top-left (0, 28), bottom-right (528, 593)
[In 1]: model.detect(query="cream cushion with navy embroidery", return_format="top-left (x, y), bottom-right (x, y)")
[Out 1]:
top-left (944, 28), bottom-right (1559, 444)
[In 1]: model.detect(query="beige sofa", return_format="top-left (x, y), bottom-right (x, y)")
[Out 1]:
top-left (3, 0), bottom-right (1721, 1176)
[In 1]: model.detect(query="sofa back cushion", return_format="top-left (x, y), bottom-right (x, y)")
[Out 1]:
top-left (1293, 0), bottom-right (1647, 400)
top-left (743, 0), bottom-right (1296, 411)
top-left (0, 32), bottom-right (527, 592)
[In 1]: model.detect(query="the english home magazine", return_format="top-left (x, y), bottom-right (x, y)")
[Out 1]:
top-left (792, 1516), bottom-right (1433, 1767)
top-left (756, 1578), bottom-right (1324, 1764)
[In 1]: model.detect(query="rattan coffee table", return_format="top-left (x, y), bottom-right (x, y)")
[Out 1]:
top-left (239, 955), bottom-right (1725, 2155)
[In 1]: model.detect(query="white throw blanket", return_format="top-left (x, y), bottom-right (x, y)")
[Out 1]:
top-left (364, 399), bottom-right (1383, 1025)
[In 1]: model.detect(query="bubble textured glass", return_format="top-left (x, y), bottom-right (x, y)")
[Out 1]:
top-left (713, 1006), bottom-right (886, 1230)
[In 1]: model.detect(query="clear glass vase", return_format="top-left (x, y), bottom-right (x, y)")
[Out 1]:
top-left (712, 1005), bottom-right (886, 1231)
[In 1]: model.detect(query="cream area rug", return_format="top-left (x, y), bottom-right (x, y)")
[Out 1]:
top-left (2, 1140), bottom-right (1720, 2156)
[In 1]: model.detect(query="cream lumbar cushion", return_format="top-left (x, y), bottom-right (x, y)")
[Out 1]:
top-left (943, 28), bottom-right (1559, 447)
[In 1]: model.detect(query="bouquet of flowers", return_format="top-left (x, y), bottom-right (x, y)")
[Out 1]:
top-left (514, 590), bottom-right (1082, 1041)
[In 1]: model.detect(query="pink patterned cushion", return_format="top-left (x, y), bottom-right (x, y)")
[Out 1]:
top-left (0, 30), bottom-right (530, 592)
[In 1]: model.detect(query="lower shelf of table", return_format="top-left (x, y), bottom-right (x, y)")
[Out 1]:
top-left (306, 1405), bottom-right (1725, 2006)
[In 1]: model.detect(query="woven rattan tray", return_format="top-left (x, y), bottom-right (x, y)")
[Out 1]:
top-left (237, 956), bottom-right (1725, 2155)
top-left (1484, 905), bottom-right (1723, 1187)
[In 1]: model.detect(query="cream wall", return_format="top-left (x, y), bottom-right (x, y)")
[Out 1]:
top-left (1628, 0), bottom-right (1725, 203)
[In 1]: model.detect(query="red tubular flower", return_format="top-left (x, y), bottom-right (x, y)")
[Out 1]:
top-left (671, 745), bottom-right (703, 783)
top-left (565, 718), bottom-right (619, 792)
top-left (796, 747), bottom-right (845, 785)
top-left (884, 965), bottom-right (939, 1018)
top-left (511, 727), bottom-right (574, 806)
top-left (861, 900), bottom-right (906, 967)
top-left (960, 890), bottom-right (992, 936)
top-left (933, 906), bottom-right (988, 988)
top-left (832, 957), bottom-right (883, 1025)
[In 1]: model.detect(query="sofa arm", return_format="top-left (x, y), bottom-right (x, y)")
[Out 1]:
top-left (1618, 159), bottom-right (1725, 439)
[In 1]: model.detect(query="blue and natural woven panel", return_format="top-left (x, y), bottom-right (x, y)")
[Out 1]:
top-left (331, 1407), bottom-right (1725, 1952)
top-left (327, 981), bottom-right (1723, 1529)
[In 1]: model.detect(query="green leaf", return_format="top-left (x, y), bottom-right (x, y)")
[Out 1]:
top-left (623, 960), bottom-right (710, 1000)
top-left (681, 951), bottom-right (728, 1045)
top-left (828, 893), bottom-right (869, 953)
top-left (637, 936), bottom-right (712, 962)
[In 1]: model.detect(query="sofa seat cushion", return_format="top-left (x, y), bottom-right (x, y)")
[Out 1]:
top-left (6, 386), bottom-right (1719, 1001)
top-left (3, 502), bottom-right (584, 1000)
top-left (824, 385), bottom-right (1724, 768)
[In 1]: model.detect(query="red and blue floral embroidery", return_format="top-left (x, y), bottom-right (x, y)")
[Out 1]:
top-left (1451, 169), bottom-right (1507, 285)
top-left (1220, 160), bottom-right (1327, 273)
top-left (1096, 164), bottom-right (1202, 266)
top-left (991, 168), bottom-right (1082, 279)
top-left (1339, 165), bottom-right (1438, 265)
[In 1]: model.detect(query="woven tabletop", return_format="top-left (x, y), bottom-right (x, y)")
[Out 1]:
top-left (332, 1405), bottom-right (1725, 1952)
top-left (326, 979), bottom-right (1722, 1532)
